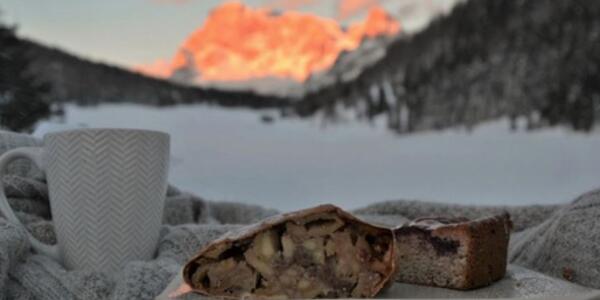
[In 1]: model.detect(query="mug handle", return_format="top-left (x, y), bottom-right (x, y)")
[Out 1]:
top-left (0, 147), bottom-right (60, 260)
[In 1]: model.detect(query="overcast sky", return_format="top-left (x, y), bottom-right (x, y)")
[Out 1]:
top-left (1, 0), bottom-right (460, 68)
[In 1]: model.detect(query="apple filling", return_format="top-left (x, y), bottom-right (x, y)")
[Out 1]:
top-left (186, 213), bottom-right (394, 299)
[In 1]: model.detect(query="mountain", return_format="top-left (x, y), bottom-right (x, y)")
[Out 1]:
top-left (20, 39), bottom-right (287, 108)
top-left (0, 34), bottom-right (288, 131)
top-left (293, 0), bottom-right (600, 133)
top-left (136, 2), bottom-right (400, 98)
top-left (5, 0), bottom-right (599, 135)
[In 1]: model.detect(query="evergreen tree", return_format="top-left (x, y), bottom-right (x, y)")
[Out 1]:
top-left (0, 15), bottom-right (51, 132)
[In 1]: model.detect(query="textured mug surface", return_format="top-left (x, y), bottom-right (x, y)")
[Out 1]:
top-left (43, 129), bottom-right (170, 273)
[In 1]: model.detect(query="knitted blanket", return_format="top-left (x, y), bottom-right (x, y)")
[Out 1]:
top-left (1, 130), bottom-right (599, 299)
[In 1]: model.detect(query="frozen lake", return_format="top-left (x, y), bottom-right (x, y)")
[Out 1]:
top-left (35, 103), bottom-right (600, 211)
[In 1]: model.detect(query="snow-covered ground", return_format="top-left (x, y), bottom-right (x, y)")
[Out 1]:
top-left (36, 103), bottom-right (600, 211)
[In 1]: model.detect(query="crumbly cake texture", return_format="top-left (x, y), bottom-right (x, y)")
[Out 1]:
top-left (393, 214), bottom-right (512, 290)
top-left (183, 204), bottom-right (396, 299)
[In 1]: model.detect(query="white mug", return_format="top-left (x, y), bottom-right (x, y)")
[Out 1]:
top-left (0, 128), bottom-right (170, 273)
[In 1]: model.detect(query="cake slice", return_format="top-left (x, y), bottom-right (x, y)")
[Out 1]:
top-left (393, 214), bottom-right (512, 290)
top-left (183, 204), bottom-right (396, 299)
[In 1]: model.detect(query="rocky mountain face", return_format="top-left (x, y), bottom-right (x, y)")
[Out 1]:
top-left (135, 2), bottom-right (400, 98)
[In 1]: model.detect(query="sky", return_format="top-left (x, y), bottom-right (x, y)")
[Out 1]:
top-left (1, 0), bottom-right (460, 68)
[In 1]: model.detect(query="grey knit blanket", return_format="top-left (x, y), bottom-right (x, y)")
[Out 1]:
top-left (1, 130), bottom-right (599, 299)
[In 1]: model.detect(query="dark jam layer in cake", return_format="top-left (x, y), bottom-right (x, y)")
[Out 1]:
top-left (394, 225), bottom-right (461, 256)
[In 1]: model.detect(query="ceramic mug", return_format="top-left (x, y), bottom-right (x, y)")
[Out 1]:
top-left (0, 128), bottom-right (170, 273)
